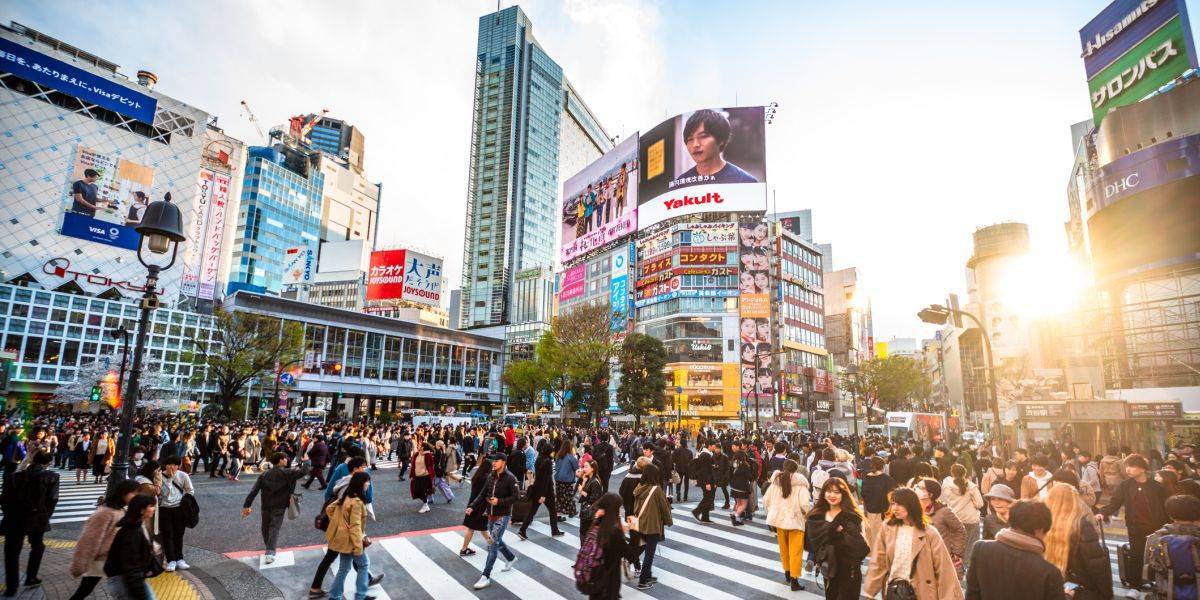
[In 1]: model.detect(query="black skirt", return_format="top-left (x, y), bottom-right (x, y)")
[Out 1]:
top-left (462, 508), bottom-right (488, 531)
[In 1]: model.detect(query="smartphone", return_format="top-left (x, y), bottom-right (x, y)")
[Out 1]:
top-left (1064, 583), bottom-right (1079, 591)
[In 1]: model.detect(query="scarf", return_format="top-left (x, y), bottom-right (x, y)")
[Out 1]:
top-left (995, 528), bottom-right (1045, 554)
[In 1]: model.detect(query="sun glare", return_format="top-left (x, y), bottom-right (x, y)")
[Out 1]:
top-left (995, 251), bottom-right (1087, 319)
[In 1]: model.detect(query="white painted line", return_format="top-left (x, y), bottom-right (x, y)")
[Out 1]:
top-left (503, 523), bottom-right (655, 600)
top-left (431, 531), bottom-right (568, 599)
top-left (379, 536), bottom-right (474, 598)
top-left (668, 511), bottom-right (779, 551)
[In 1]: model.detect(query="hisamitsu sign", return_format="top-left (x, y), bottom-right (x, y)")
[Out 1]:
top-left (0, 37), bottom-right (157, 123)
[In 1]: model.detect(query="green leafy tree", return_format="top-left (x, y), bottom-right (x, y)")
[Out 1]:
top-left (502, 359), bottom-right (551, 409)
top-left (616, 333), bottom-right (668, 429)
top-left (841, 356), bottom-right (932, 422)
top-left (553, 302), bottom-right (617, 425)
top-left (193, 309), bottom-right (304, 418)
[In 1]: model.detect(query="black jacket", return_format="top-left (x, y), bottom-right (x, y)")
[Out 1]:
top-left (965, 535), bottom-right (1065, 600)
top-left (587, 523), bottom-right (639, 599)
top-left (592, 440), bottom-right (614, 477)
top-left (859, 472), bottom-right (897, 515)
top-left (1066, 514), bottom-right (1114, 599)
top-left (469, 469), bottom-right (519, 517)
top-left (714, 452), bottom-right (731, 486)
top-left (888, 456), bottom-right (914, 486)
top-left (981, 512), bottom-right (1008, 540)
top-left (672, 447), bottom-right (693, 478)
top-left (1100, 477), bottom-right (1168, 533)
top-left (0, 465), bottom-right (59, 534)
top-left (244, 463), bottom-right (310, 510)
top-left (804, 509), bottom-right (869, 574)
top-left (105, 522), bottom-right (161, 586)
top-left (529, 454), bottom-right (554, 498)
top-left (691, 449), bottom-right (715, 486)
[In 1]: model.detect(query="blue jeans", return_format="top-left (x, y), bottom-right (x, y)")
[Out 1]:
top-left (482, 516), bottom-right (515, 577)
top-left (329, 552), bottom-right (370, 600)
top-left (637, 533), bottom-right (660, 584)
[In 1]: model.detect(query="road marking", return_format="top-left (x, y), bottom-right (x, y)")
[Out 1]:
top-left (379, 536), bottom-right (475, 598)
top-left (431, 531), bottom-right (569, 599)
top-left (259, 551), bottom-right (295, 570)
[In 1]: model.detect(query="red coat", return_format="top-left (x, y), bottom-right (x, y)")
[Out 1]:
top-left (504, 427), bottom-right (516, 451)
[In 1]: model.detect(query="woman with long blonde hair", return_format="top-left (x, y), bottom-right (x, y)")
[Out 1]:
top-left (1042, 482), bottom-right (1112, 599)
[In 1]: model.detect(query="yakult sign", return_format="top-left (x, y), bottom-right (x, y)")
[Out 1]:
top-left (637, 107), bottom-right (767, 230)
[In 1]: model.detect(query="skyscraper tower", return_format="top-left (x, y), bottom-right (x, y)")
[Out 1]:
top-left (460, 5), bottom-right (610, 329)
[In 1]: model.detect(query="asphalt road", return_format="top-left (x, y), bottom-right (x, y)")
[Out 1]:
top-left (47, 459), bottom-right (632, 555)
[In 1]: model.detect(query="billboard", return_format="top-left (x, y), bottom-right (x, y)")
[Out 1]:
top-left (610, 243), bottom-right (632, 335)
top-left (180, 168), bottom-right (230, 301)
top-left (738, 217), bottom-right (774, 405)
top-left (60, 145), bottom-right (155, 251)
top-left (637, 106), bottom-right (767, 229)
top-left (283, 246), bottom-right (315, 285)
top-left (0, 37), bottom-right (157, 123)
top-left (365, 249), bottom-right (405, 300)
top-left (364, 249), bottom-right (444, 306)
top-left (561, 135), bottom-right (639, 263)
top-left (1081, 0), bottom-right (1198, 123)
top-left (559, 263), bottom-right (586, 302)
top-left (1088, 132), bottom-right (1200, 214)
top-left (400, 250), bottom-right (444, 307)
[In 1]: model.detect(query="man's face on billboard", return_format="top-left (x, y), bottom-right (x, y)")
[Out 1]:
top-left (686, 123), bottom-right (721, 166)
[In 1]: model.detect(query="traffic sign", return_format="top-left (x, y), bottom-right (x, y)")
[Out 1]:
top-left (279, 372), bottom-right (295, 385)
top-left (278, 390), bottom-right (289, 400)
top-left (675, 386), bottom-right (684, 394)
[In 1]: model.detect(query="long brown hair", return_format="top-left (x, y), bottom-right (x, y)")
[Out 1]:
top-left (775, 459), bottom-right (798, 499)
top-left (885, 487), bottom-right (927, 530)
top-left (951, 463), bottom-right (969, 495)
top-left (813, 477), bottom-right (863, 517)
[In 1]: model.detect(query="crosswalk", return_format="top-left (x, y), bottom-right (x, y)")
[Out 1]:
top-left (238, 489), bottom-right (1141, 600)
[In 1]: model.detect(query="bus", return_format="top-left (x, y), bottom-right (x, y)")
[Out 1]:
top-left (300, 408), bottom-right (327, 424)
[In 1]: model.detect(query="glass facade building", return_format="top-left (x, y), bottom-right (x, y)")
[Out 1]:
top-left (227, 145), bottom-right (324, 295)
top-left (460, 6), bottom-right (610, 329)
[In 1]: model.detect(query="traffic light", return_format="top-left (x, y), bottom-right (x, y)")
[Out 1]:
top-left (90, 385), bottom-right (101, 403)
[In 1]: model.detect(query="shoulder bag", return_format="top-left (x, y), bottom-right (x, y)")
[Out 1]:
top-left (171, 480), bottom-right (200, 528)
top-left (884, 553), bottom-right (918, 600)
top-left (627, 487), bottom-right (656, 533)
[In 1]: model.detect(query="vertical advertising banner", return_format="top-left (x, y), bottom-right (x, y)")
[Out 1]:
top-left (181, 169), bottom-right (215, 298)
top-left (559, 263), bottom-right (586, 302)
top-left (365, 249), bottom-right (406, 300)
top-left (60, 146), bottom-right (155, 250)
top-left (283, 246), bottom-right (316, 286)
top-left (400, 250), bottom-right (444, 307)
top-left (561, 135), bottom-right (640, 263)
top-left (737, 218), bottom-right (774, 408)
top-left (1080, 0), bottom-right (1198, 124)
top-left (609, 242), bottom-right (632, 337)
top-left (199, 171), bottom-right (230, 300)
top-left (637, 106), bottom-right (767, 229)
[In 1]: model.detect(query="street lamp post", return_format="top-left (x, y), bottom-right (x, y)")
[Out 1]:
top-left (106, 193), bottom-right (185, 498)
top-left (846, 363), bottom-right (860, 437)
top-left (918, 303), bottom-right (1005, 458)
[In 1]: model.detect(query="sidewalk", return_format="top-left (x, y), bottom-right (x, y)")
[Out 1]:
top-left (0, 535), bottom-right (282, 600)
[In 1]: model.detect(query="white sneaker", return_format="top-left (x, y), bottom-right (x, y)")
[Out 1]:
top-left (473, 576), bottom-right (490, 589)
top-left (176, 560), bottom-right (191, 570)
top-left (264, 555), bottom-right (275, 564)
top-left (165, 561), bottom-right (177, 572)
top-left (418, 504), bottom-right (430, 514)
top-left (502, 556), bottom-right (517, 572)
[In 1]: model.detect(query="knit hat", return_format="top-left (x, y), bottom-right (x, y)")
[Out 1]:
top-left (984, 483), bottom-right (1015, 502)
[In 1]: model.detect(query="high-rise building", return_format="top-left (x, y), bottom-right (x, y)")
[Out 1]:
top-left (308, 116), bottom-right (366, 174)
top-left (459, 6), bottom-right (611, 329)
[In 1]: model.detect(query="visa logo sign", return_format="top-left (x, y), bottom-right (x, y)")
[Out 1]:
top-left (88, 226), bottom-right (107, 234)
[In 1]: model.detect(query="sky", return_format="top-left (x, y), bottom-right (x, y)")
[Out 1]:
top-left (6, 0), bottom-right (1198, 339)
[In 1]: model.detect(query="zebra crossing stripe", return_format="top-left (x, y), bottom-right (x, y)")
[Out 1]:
top-left (430, 531), bottom-right (570, 599)
top-left (379, 536), bottom-right (476, 598)
top-left (501, 524), bottom-right (656, 600)
top-left (667, 512), bottom-right (780, 552)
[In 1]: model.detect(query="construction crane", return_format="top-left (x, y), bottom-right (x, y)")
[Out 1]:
top-left (239, 100), bottom-right (266, 143)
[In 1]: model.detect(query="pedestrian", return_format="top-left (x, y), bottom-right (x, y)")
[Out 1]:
top-left (89, 430), bottom-right (113, 484)
top-left (672, 438), bottom-right (693, 501)
top-left (157, 455), bottom-right (194, 572)
top-left (628, 463), bottom-right (672, 590)
top-left (410, 442), bottom-right (435, 513)
top-left (69, 479), bottom-right (139, 600)
top-left (242, 452), bottom-right (310, 563)
top-left (981, 484), bottom-right (1015, 540)
top-left (940, 463), bottom-right (984, 566)
top-left (102, 494), bottom-right (161, 600)
top-left (554, 439), bottom-right (580, 518)
top-left (1143, 494), bottom-right (1200, 596)
top-left (862, 487), bottom-right (963, 600)
top-left (309, 457), bottom-right (383, 598)
top-left (964, 500), bottom-right (1064, 600)
top-left (915, 477), bottom-right (966, 578)
top-left (804, 477), bottom-right (869, 599)
top-left (468, 453), bottom-right (520, 590)
top-left (2, 451), bottom-right (58, 596)
top-left (302, 435), bottom-right (330, 490)
top-left (764, 458), bottom-right (811, 591)
top-left (458, 461), bottom-right (493, 556)
top-left (1097, 452), bottom-right (1167, 590)
top-left (1042, 482), bottom-right (1112, 598)
top-left (507, 438), bottom-right (528, 491)
top-left (518, 441), bottom-right (563, 539)
top-left (576, 492), bottom-right (638, 600)
top-left (72, 431), bottom-right (92, 485)
top-left (432, 440), bottom-right (455, 503)
top-left (577, 459), bottom-right (604, 535)
top-left (690, 439), bottom-right (718, 523)
top-left (1020, 454), bottom-right (1055, 500)
top-left (728, 449), bottom-right (755, 526)
top-left (323, 472), bottom-right (372, 600)
top-left (861, 455), bottom-right (897, 549)
top-left (396, 433), bottom-right (412, 481)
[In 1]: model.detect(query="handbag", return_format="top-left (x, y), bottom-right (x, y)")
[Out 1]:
top-left (171, 480), bottom-right (200, 528)
top-left (884, 553), bottom-right (919, 600)
top-left (670, 471), bottom-right (681, 486)
top-left (287, 493), bottom-right (302, 520)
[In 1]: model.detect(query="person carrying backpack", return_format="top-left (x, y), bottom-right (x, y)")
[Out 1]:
top-left (1145, 494), bottom-right (1200, 600)
top-left (574, 492), bottom-right (637, 599)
